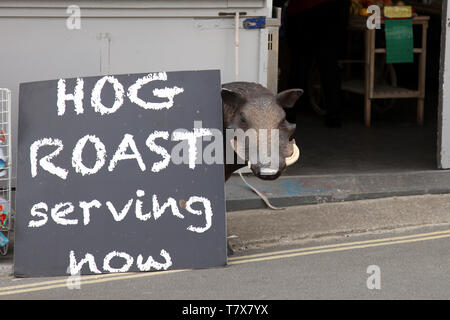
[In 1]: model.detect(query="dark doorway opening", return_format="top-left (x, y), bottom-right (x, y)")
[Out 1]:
top-left (277, 1), bottom-right (441, 177)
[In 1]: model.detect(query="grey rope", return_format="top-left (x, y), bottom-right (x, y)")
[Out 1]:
top-left (238, 171), bottom-right (284, 210)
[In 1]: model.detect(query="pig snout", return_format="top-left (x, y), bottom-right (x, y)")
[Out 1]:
top-left (221, 82), bottom-right (303, 182)
top-left (249, 163), bottom-right (284, 180)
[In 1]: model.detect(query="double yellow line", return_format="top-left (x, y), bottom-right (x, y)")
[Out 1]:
top-left (1, 229), bottom-right (449, 296)
top-left (0, 269), bottom-right (187, 297)
top-left (228, 229), bottom-right (450, 264)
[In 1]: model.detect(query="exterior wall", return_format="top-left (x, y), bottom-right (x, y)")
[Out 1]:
top-left (439, 0), bottom-right (450, 169)
top-left (0, 0), bottom-right (273, 182)
top-left (0, 0), bottom-right (273, 18)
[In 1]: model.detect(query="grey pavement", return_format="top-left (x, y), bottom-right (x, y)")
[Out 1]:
top-left (227, 193), bottom-right (450, 251)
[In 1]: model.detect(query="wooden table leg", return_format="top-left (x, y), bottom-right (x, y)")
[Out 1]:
top-left (364, 28), bottom-right (375, 127)
top-left (365, 98), bottom-right (372, 126)
top-left (417, 98), bottom-right (424, 126)
top-left (417, 21), bottom-right (428, 126)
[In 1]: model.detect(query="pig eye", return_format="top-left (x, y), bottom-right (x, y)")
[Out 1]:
top-left (240, 112), bottom-right (247, 124)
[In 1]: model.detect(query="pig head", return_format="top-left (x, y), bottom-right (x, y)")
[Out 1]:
top-left (222, 82), bottom-right (303, 181)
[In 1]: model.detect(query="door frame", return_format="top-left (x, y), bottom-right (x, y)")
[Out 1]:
top-left (439, 0), bottom-right (450, 168)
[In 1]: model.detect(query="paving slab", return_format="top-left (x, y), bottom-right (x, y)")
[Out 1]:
top-left (227, 193), bottom-right (450, 251)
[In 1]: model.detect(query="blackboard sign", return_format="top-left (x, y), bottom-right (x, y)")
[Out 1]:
top-left (15, 70), bottom-right (226, 277)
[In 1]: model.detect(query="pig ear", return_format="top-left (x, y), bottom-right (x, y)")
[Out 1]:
top-left (276, 89), bottom-right (303, 109)
top-left (221, 88), bottom-right (247, 110)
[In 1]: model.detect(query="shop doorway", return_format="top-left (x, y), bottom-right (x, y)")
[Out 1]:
top-left (277, 1), bottom-right (442, 177)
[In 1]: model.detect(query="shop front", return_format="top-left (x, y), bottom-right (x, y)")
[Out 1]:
top-left (1, 0), bottom-right (450, 211)
top-left (0, 0), bottom-right (278, 184)
top-left (228, 0), bottom-right (450, 210)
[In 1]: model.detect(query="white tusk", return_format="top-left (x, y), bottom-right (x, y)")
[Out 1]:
top-left (285, 139), bottom-right (300, 167)
top-left (260, 167), bottom-right (278, 175)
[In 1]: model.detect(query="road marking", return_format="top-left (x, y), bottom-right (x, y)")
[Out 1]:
top-left (229, 229), bottom-right (450, 261)
top-left (228, 233), bottom-right (450, 265)
top-left (0, 269), bottom-right (186, 296)
top-left (0, 271), bottom-right (141, 292)
top-left (0, 229), bottom-right (449, 296)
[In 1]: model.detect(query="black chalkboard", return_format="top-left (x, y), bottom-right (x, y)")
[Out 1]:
top-left (15, 70), bottom-right (226, 277)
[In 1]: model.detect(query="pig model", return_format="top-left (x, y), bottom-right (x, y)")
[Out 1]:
top-left (221, 82), bottom-right (303, 181)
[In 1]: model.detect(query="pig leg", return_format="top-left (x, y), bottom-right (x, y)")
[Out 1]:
top-left (227, 241), bottom-right (234, 256)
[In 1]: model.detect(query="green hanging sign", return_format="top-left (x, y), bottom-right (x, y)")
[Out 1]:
top-left (385, 19), bottom-right (414, 64)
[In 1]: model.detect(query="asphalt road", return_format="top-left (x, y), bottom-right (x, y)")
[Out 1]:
top-left (0, 225), bottom-right (449, 300)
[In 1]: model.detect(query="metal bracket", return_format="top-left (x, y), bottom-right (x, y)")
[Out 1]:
top-left (243, 17), bottom-right (266, 29)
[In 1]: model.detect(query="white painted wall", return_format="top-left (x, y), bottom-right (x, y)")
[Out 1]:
top-left (0, 0), bottom-right (273, 182)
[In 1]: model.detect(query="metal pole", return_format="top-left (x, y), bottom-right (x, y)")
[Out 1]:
top-left (235, 12), bottom-right (239, 81)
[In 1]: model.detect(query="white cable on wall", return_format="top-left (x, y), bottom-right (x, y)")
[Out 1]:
top-left (233, 12), bottom-right (283, 210)
top-left (235, 12), bottom-right (240, 82)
